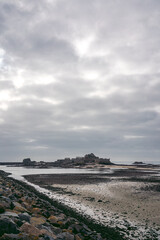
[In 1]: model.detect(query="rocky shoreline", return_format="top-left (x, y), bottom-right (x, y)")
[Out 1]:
top-left (0, 170), bottom-right (124, 240)
top-left (24, 169), bottom-right (160, 240)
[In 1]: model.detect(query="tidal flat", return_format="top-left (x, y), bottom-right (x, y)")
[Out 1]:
top-left (25, 166), bottom-right (160, 240)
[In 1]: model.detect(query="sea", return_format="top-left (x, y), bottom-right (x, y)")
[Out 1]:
top-left (0, 165), bottom-right (112, 181)
top-left (1, 165), bottom-right (160, 240)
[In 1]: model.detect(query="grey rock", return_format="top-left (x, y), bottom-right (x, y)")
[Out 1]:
top-left (0, 201), bottom-right (10, 210)
top-left (1, 212), bottom-right (19, 218)
top-left (18, 213), bottom-right (30, 223)
top-left (82, 223), bottom-right (91, 231)
top-left (56, 232), bottom-right (74, 240)
top-left (41, 235), bottom-right (56, 240)
top-left (63, 218), bottom-right (76, 228)
top-left (0, 217), bottom-right (19, 236)
top-left (0, 196), bottom-right (11, 204)
top-left (69, 224), bottom-right (83, 233)
top-left (8, 194), bottom-right (16, 201)
top-left (0, 204), bottom-right (5, 214)
top-left (0, 233), bottom-right (31, 240)
top-left (0, 234), bottom-right (20, 240)
top-left (75, 233), bottom-right (84, 240)
top-left (40, 223), bottom-right (62, 235)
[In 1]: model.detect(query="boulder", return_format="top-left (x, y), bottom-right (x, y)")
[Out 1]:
top-left (40, 229), bottom-right (56, 239)
top-left (13, 202), bottom-right (26, 213)
top-left (20, 222), bottom-right (41, 237)
top-left (0, 188), bottom-right (4, 196)
top-left (75, 234), bottom-right (84, 240)
top-left (48, 216), bottom-right (58, 224)
top-left (0, 196), bottom-right (12, 204)
top-left (0, 234), bottom-right (20, 240)
top-left (31, 207), bottom-right (41, 214)
top-left (0, 201), bottom-right (10, 210)
top-left (39, 235), bottom-right (55, 240)
top-left (0, 233), bottom-right (36, 240)
top-left (0, 217), bottom-right (19, 236)
top-left (30, 216), bottom-right (46, 226)
top-left (18, 213), bottom-right (30, 223)
top-left (1, 211), bottom-right (19, 218)
top-left (0, 204), bottom-right (5, 214)
top-left (69, 224), bottom-right (83, 233)
top-left (56, 232), bottom-right (74, 240)
top-left (63, 218), bottom-right (76, 228)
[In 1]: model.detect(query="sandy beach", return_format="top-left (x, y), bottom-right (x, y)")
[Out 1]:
top-left (25, 166), bottom-right (160, 239)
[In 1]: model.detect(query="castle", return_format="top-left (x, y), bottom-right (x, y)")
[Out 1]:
top-left (53, 153), bottom-right (112, 167)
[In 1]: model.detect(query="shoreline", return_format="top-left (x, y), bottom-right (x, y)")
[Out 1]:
top-left (1, 161), bottom-right (160, 170)
top-left (1, 164), bottom-right (160, 239)
top-left (24, 167), bottom-right (160, 240)
top-left (0, 170), bottom-right (124, 240)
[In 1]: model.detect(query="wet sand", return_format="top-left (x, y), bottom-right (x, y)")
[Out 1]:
top-left (24, 166), bottom-right (160, 239)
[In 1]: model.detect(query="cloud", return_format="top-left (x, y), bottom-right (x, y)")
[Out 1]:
top-left (0, 0), bottom-right (160, 163)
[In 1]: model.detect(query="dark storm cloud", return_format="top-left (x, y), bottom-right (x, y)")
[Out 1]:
top-left (0, 0), bottom-right (160, 163)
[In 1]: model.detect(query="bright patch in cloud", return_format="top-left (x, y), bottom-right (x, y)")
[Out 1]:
top-left (73, 35), bottom-right (95, 57)
top-left (0, 90), bottom-right (10, 101)
top-left (42, 97), bottom-right (62, 105)
top-left (0, 103), bottom-right (8, 110)
top-left (71, 125), bottom-right (92, 131)
top-left (12, 69), bottom-right (25, 88)
top-left (24, 139), bottom-right (36, 143)
top-left (83, 70), bottom-right (100, 81)
top-left (124, 135), bottom-right (145, 139)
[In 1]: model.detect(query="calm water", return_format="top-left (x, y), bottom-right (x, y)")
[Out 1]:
top-left (0, 165), bottom-right (112, 181)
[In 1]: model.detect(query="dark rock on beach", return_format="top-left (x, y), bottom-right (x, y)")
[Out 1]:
top-left (0, 217), bottom-right (19, 236)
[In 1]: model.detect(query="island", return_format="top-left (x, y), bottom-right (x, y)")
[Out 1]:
top-left (0, 153), bottom-right (113, 168)
top-left (52, 153), bottom-right (113, 168)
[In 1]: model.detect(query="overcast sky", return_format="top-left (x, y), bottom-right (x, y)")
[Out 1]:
top-left (0, 0), bottom-right (160, 163)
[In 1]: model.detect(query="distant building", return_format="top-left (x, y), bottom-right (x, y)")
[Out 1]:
top-left (23, 158), bottom-right (32, 166)
top-left (53, 153), bottom-right (112, 167)
top-left (22, 158), bottom-right (36, 166)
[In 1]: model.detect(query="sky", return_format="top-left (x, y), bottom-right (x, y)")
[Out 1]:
top-left (0, 0), bottom-right (160, 163)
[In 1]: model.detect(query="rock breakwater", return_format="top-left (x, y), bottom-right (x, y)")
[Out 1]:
top-left (0, 170), bottom-right (123, 240)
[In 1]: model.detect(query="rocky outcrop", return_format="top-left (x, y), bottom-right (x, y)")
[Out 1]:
top-left (1, 154), bottom-right (113, 169)
top-left (0, 170), bottom-right (107, 240)
top-left (22, 158), bottom-right (36, 166)
top-left (53, 153), bottom-right (113, 168)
